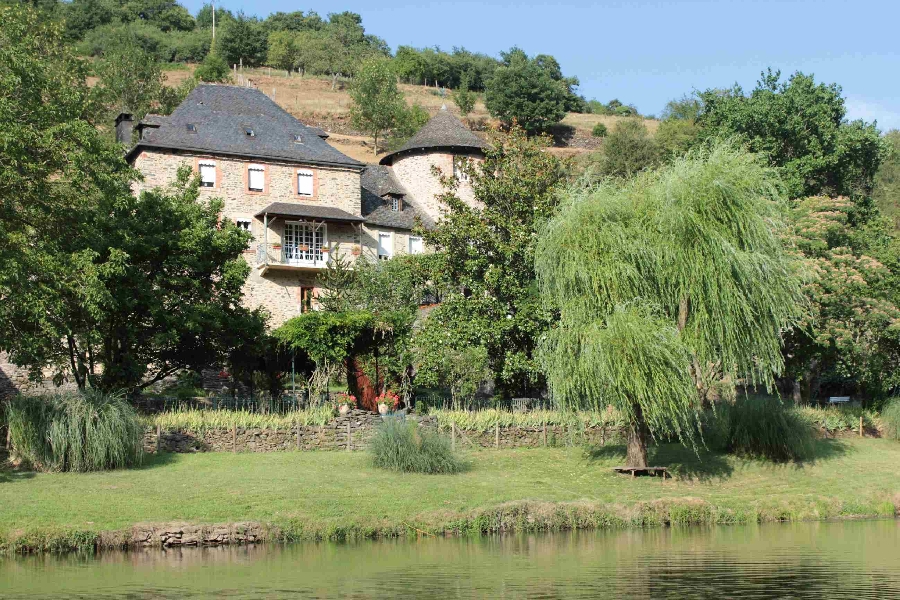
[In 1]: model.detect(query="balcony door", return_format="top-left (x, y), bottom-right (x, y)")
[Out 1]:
top-left (283, 221), bottom-right (326, 266)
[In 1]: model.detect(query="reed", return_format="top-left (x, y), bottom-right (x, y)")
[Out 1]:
top-left (427, 408), bottom-right (623, 432)
top-left (370, 418), bottom-right (463, 474)
top-left (881, 398), bottom-right (900, 440)
top-left (5, 390), bottom-right (143, 472)
top-left (143, 406), bottom-right (335, 433)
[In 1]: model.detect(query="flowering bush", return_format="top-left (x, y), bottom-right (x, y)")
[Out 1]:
top-left (376, 391), bottom-right (401, 410)
top-left (335, 392), bottom-right (357, 409)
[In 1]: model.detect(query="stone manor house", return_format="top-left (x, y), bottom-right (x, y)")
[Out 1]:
top-left (124, 83), bottom-right (487, 326)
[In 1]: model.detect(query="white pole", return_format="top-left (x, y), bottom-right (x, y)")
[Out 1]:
top-left (211, 0), bottom-right (216, 42)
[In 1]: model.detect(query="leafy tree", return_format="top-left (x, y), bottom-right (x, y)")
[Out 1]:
top-left (597, 119), bottom-right (660, 178)
top-left (383, 104), bottom-right (430, 152)
top-left (266, 30), bottom-right (297, 75)
top-left (661, 93), bottom-right (703, 121)
top-left (536, 143), bottom-right (803, 467)
top-left (93, 39), bottom-right (166, 120)
top-left (63, 0), bottom-right (115, 40)
top-left (414, 344), bottom-right (490, 406)
top-left (193, 51), bottom-right (230, 83)
top-left (656, 118), bottom-right (701, 158)
top-left (195, 3), bottom-right (234, 29)
top-left (784, 196), bottom-right (900, 403)
top-left (873, 130), bottom-right (900, 229)
top-left (119, 0), bottom-right (195, 32)
top-left (451, 71), bottom-right (476, 116)
top-left (698, 70), bottom-right (886, 200)
top-left (485, 48), bottom-right (567, 135)
top-left (215, 12), bottom-right (267, 67)
top-left (264, 10), bottom-right (324, 32)
top-left (418, 127), bottom-right (565, 397)
top-left (349, 59), bottom-right (407, 155)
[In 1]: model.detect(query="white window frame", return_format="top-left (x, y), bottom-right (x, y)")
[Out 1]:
top-left (297, 169), bottom-right (314, 197)
top-left (453, 156), bottom-right (470, 182)
top-left (283, 221), bottom-right (328, 267)
top-left (377, 231), bottom-right (394, 260)
top-left (408, 235), bottom-right (423, 255)
top-left (391, 197), bottom-right (400, 212)
top-left (199, 161), bottom-right (216, 188)
top-left (248, 164), bottom-right (265, 192)
top-left (235, 218), bottom-right (252, 232)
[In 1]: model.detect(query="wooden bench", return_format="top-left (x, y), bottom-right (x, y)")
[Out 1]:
top-left (614, 466), bottom-right (669, 479)
top-left (828, 396), bottom-right (851, 405)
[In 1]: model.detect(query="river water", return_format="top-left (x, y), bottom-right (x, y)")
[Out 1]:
top-left (2, 520), bottom-right (899, 598)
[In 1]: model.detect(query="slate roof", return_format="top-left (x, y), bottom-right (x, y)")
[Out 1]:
top-left (254, 202), bottom-right (365, 223)
top-left (361, 165), bottom-right (434, 230)
top-left (126, 84), bottom-right (362, 169)
top-left (379, 107), bottom-right (488, 166)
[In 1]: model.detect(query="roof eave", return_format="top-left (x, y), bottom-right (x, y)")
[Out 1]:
top-left (126, 142), bottom-right (366, 171)
top-left (379, 144), bottom-right (487, 166)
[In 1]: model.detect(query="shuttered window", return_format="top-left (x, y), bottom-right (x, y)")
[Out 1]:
top-left (297, 169), bottom-right (314, 196)
top-left (199, 162), bottom-right (216, 187)
top-left (248, 164), bottom-right (265, 192)
top-left (377, 233), bottom-right (393, 260)
top-left (408, 236), bottom-right (423, 255)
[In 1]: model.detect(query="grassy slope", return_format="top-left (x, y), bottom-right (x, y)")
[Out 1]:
top-left (1, 439), bottom-right (898, 549)
top-left (163, 66), bottom-right (658, 164)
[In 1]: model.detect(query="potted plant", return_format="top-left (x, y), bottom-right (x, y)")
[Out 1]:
top-left (376, 391), bottom-right (401, 415)
top-left (335, 392), bottom-right (356, 416)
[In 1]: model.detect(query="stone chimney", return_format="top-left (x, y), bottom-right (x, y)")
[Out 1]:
top-left (115, 113), bottom-right (134, 145)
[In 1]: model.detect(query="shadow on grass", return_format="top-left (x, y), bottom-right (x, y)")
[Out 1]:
top-left (585, 443), bottom-right (733, 482)
top-left (133, 451), bottom-right (179, 471)
top-left (0, 467), bottom-right (36, 483)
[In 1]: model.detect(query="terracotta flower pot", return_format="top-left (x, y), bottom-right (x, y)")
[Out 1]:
top-left (378, 403), bottom-right (389, 415)
top-left (339, 404), bottom-right (351, 416)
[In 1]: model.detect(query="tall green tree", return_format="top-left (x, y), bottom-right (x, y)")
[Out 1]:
top-left (873, 130), bottom-right (900, 229)
top-left (698, 70), bottom-right (886, 200)
top-left (215, 12), bottom-right (267, 67)
top-left (451, 71), bottom-right (476, 116)
top-left (92, 39), bottom-right (167, 120)
top-left (266, 30), bottom-right (297, 75)
top-left (536, 143), bottom-right (803, 467)
top-left (417, 127), bottom-right (565, 397)
top-left (485, 48), bottom-right (568, 135)
top-left (597, 119), bottom-right (660, 178)
top-left (349, 59), bottom-right (407, 155)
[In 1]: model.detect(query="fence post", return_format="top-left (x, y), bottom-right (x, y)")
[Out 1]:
top-left (232, 424), bottom-right (237, 453)
top-left (451, 422), bottom-right (456, 451)
top-left (542, 423), bottom-right (547, 447)
top-left (495, 422), bottom-right (499, 449)
top-left (156, 424), bottom-right (162, 454)
top-left (347, 421), bottom-right (352, 452)
top-left (859, 416), bottom-right (864, 438)
top-left (296, 421), bottom-right (301, 450)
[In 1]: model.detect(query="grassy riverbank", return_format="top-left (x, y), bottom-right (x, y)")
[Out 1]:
top-left (1, 438), bottom-right (898, 554)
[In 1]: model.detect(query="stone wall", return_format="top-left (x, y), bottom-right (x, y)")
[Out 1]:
top-left (390, 151), bottom-right (482, 222)
top-left (129, 522), bottom-right (264, 548)
top-left (142, 410), bottom-right (622, 454)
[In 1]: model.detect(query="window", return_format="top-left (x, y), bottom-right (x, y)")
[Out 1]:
top-left (297, 169), bottom-right (314, 196)
top-left (235, 218), bottom-right (252, 232)
top-left (293, 134), bottom-right (303, 143)
top-left (408, 236), bottom-right (423, 255)
top-left (300, 287), bottom-right (314, 313)
top-left (377, 232), bottom-right (393, 260)
top-left (453, 157), bottom-right (470, 182)
top-left (199, 162), bottom-right (216, 188)
top-left (390, 197), bottom-right (401, 212)
top-left (244, 126), bottom-right (255, 137)
top-left (248, 164), bottom-right (265, 192)
top-left (186, 124), bottom-right (197, 133)
top-left (283, 222), bottom-right (326, 265)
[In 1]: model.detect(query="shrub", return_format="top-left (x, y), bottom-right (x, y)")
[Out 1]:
top-left (719, 395), bottom-right (816, 461)
top-left (370, 418), bottom-right (463, 474)
top-left (6, 390), bottom-right (144, 472)
top-left (882, 398), bottom-right (900, 440)
top-left (194, 52), bottom-right (231, 83)
top-left (591, 122), bottom-right (608, 137)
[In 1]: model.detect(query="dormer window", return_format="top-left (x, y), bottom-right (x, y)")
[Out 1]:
top-left (390, 197), bottom-right (401, 212)
top-left (244, 126), bottom-right (255, 137)
top-left (186, 123), bottom-right (198, 133)
top-left (293, 134), bottom-right (303, 143)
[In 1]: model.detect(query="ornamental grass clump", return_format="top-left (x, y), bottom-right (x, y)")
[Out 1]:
top-left (370, 418), bottom-right (463, 474)
top-left (720, 395), bottom-right (816, 461)
top-left (882, 398), bottom-right (900, 440)
top-left (6, 390), bottom-right (143, 472)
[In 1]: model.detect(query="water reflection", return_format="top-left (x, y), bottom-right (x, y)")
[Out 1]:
top-left (2, 520), bottom-right (899, 598)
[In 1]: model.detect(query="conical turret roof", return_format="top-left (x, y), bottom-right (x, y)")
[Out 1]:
top-left (379, 106), bottom-right (488, 165)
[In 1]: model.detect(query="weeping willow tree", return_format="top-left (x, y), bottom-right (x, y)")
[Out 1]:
top-left (536, 142), bottom-right (804, 467)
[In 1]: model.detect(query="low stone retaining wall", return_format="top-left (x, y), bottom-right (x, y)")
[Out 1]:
top-left (143, 410), bottom-right (386, 453)
top-left (129, 522), bottom-right (265, 548)
top-left (142, 410), bottom-right (623, 453)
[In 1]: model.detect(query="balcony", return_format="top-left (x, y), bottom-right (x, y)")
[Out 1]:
top-left (256, 242), bottom-right (332, 274)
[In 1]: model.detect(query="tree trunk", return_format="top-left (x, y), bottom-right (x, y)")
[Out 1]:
top-left (625, 405), bottom-right (649, 468)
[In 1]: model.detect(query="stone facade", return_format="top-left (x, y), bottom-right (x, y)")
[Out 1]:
top-left (390, 151), bottom-right (482, 221)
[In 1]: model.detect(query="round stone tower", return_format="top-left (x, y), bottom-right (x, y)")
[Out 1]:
top-left (379, 106), bottom-right (488, 223)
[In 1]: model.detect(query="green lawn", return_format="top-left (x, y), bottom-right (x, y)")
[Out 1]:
top-left (1, 439), bottom-right (898, 549)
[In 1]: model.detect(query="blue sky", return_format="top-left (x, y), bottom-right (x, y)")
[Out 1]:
top-left (186, 0), bottom-right (900, 130)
